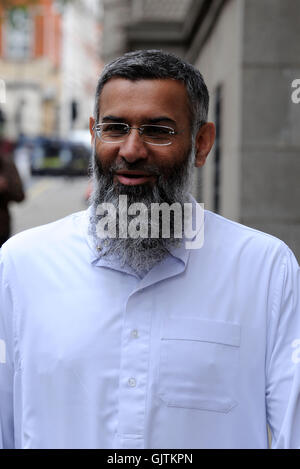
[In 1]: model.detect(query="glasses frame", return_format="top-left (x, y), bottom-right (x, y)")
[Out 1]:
top-left (93, 122), bottom-right (182, 146)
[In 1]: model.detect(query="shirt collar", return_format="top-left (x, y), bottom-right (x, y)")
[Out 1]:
top-left (166, 194), bottom-right (204, 264)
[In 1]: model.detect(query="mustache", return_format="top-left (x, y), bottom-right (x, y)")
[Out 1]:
top-left (104, 161), bottom-right (161, 176)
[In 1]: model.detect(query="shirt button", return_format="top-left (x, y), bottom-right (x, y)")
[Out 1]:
top-left (128, 377), bottom-right (136, 387)
top-left (131, 329), bottom-right (138, 338)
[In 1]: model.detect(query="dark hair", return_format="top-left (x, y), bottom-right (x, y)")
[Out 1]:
top-left (94, 49), bottom-right (209, 134)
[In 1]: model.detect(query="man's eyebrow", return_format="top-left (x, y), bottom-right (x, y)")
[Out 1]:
top-left (144, 116), bottom-right (176, 125)
top-left (101, 115), bottom-right (126, 122)
top-left (101, 115), bottom-right (177, 125)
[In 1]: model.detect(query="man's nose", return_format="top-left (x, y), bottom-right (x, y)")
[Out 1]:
top-left (118, 129), bottom-right (149, 163)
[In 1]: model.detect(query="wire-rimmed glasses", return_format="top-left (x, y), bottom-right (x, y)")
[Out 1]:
top-left (93, 122), bottom-right (182, 146)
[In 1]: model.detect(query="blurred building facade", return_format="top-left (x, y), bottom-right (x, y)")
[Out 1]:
top-left (59, 0), bottom-right (103, 137)
top-left (0, 0), bottom-right (103, 140)
top-left (102, 0), bottom-right (300, 258)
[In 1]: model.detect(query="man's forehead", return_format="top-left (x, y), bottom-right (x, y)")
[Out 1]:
top-left (101, 76), bottom-right (187, 93)
top-left (98, 77), bottom-right (190, 121)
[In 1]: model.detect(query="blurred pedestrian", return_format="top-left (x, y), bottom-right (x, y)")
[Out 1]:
top-left (0, 142), bottom-right (25, 247)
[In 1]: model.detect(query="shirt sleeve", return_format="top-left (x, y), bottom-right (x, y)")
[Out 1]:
top-left (266, 246), bottom-right (300, 449)
top-left (0, 247), bottom-right (15, 449)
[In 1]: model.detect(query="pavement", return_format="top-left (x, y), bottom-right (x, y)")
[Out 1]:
top-left (10, 175), bottom-right (90, 235)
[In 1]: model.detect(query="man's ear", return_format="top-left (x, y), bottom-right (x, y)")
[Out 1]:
top-left (194, 122), bottom-right (216, 168)
top-left (89, 117), bottom-right (95, 144)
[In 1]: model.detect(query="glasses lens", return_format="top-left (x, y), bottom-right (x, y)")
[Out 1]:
top-left (99, 123), bottom-right (128, 141)
top-left (96, 123), bottom-right (175, 145)
top-left (142, 125), bottom-right (173, 144)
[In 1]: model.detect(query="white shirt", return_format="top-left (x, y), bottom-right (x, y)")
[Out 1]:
top-left (0, 205), bottom-right (300, 449)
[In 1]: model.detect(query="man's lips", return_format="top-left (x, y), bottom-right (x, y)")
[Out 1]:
top-left (114, 171), bottom-right (157, 186)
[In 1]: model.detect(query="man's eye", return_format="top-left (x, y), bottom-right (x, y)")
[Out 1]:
top-left (143, 126), bottom-right (172, 137)
top-left (102, 124), bottom-right (127, 134)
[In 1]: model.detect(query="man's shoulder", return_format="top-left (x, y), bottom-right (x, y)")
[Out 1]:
top-left (203, 209), bottom-right (292, 259)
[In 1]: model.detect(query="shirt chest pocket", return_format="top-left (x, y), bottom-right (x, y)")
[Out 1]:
top-left (158, 317), bottom-right (241, 413)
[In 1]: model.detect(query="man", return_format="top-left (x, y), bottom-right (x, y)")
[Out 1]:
top-left (0, 50), bottom-right (299, 449)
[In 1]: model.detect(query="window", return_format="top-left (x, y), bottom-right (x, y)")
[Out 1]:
top-left (5, 7), bottom-right (32, 60)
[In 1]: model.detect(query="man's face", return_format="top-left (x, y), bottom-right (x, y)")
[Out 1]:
top-left (88, 78), bottom-right (205, 275)
top-left (89, 77), bottom-right (193, 188)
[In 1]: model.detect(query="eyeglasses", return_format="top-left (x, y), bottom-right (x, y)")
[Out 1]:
top-left (93, 123), bottom-right (182, 146)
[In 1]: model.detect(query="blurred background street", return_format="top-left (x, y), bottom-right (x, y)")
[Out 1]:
top-left (0, 0), bottom-right (100, 245)
top-left (0, 0), bottom-right (300, 259)
top-left (10, 175), bottom-right (88, 234)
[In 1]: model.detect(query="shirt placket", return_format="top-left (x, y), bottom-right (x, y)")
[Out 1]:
top-left (117, 289), bottom-right (152, 449)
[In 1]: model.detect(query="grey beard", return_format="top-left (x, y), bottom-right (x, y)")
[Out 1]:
top-left (89, 143), bottom-right (195, 276)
